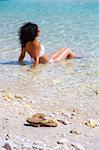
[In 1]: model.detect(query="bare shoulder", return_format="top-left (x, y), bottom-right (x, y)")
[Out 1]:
top-left (33, 39), bottom-right (40, 49)
top-left (32, 39), bottom-right (40, 57)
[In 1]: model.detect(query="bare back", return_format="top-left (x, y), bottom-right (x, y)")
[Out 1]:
top-left (25, 39), bottom-right (40, 59)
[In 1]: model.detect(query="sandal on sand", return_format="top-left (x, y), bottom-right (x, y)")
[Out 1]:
top-left (27, 113), bottom-right (46, 127)
top-left (26, 113), bottom-right (58, 127)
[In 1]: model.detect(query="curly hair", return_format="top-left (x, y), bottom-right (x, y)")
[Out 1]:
top-left (19, 22), bottom-right (38, 48)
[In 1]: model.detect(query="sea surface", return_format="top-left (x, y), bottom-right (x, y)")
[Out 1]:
top-left (0, 0), bottom-right (98, 109)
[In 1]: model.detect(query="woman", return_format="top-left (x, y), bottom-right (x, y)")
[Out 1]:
top-left (18, 22), bottom-right (80, 68)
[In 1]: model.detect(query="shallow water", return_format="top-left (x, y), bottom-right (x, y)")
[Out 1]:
top-left (0, 0), bottom-right (98, 109)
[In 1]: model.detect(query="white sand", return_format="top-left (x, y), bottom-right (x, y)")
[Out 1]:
top-left (0, 58), bottom-right (99, 150)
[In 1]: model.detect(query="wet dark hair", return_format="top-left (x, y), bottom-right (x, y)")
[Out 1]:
top-left (19, 22), bottom-right (38, 48)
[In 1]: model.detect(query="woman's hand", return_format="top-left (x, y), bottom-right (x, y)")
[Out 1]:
top-left (18, 61), bottom-right (25, 65)
top-left (18, 48), bottom-right (26, 64)
top-left (31, 57), bottom-right (39, 68)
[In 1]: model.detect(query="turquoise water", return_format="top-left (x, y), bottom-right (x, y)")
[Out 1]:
top-left (0, 0), bottom-right (99, 54)
top-left (0, 0), bottom-right (98, 104)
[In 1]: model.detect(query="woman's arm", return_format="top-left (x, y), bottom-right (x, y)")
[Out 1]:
top-left (18, 48), bottom-right (26, 64)
top-left (32, 42), bottom-right (40, 68)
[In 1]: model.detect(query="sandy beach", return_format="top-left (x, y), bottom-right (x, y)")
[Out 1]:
top-left (0, 56), bottom-right (99, 150)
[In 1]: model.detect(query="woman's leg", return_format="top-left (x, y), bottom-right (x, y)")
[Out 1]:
top-left (49, 48), bottom-right (66, 59)
top-left (53, 48), bottom-right (77, 62)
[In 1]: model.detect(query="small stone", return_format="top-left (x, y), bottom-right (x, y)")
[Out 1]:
top-left (15, 94), bottom-right (23, 100)
top-left (85, 119), bottom-right (97, 128)
top-left (57, 141), bottom-right (64, 145)
top-left (72, 109), bottom-right (78, 112)
top-left (57, 120), bottom-right (67, 125)
top-left (70, 129), bottom-right (81, 135)
top-left (95, 90), bottom-right (99, 95)
top-left (57, 138), bottom-right (68, 145)
top-left (3, 143), bottom-right (12, 150)
top-left (5, 134), bottom-right (10, 140)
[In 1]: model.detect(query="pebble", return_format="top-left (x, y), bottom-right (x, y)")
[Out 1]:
top-left (14, 94), bottom-right (23, 100)
top-left (0, 138), bottom-right (13, 150)
top-left (57, 141), bottom-right (64, 145)
top-left (57, 119), bottom-right (67, 125)
top-left (70, 129), bottom-right (81, 135)
top-left (85, 119), bottom-right (97, 128)
top-left (3, 143), bottom-right (12, 150)
top-left (95, 90), bottom-right (99, 95)
top-left (57, 138), bottom-right (68, 145)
